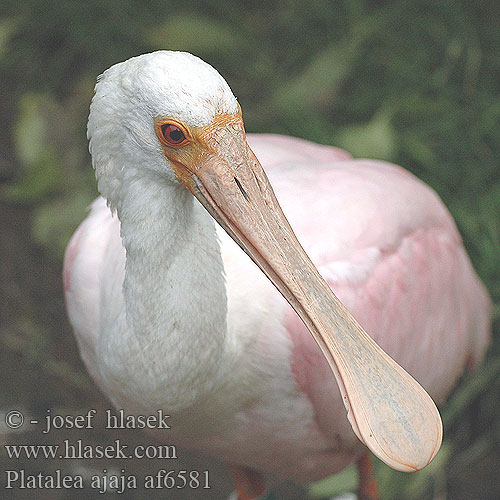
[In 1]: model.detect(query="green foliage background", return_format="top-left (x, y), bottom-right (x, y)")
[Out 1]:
top-left (0, 1), bottom-right (499, 499)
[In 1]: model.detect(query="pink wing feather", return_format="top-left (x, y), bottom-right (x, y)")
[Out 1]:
top-left (63, 197), bottom-right (123, 379)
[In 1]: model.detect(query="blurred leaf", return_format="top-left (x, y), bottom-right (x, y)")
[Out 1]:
top-left (273, 39), bottom-right (360, 113)
top-left (272, 6), bottom-right (394, 117)
top-left (443, 358), bottom-right (500, 427)
top-left (3, 93), bottom-right (62, 202)
top-left (400, 133), bottom-right (438, 169)
top-left (335, 108), bottom-right (397, 160)
top-left (2, 148), bottom-right (61, 202)
top-left (146, 14), bottom-right (246, 62)
top-left (307, 463), bottom-right (357, 498)
top-left (32, 192), bottom-right (94, 260)
top-left (14, 93), bottom-right (49, 165)
top-left (0, 17), bottom-right (18, 58)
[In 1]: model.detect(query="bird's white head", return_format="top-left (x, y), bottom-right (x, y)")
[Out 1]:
top-left (88, 51), bottom-right (238, 210)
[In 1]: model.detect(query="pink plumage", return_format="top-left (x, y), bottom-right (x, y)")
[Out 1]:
top-left (65, 131), bottom-right (490, 483)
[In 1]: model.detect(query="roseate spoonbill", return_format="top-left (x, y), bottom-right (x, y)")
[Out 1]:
top-left (64, 51), bottom-right (490, 500)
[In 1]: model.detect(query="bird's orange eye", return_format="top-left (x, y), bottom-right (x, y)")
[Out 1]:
top-left (160, 123), bottom-right (188, 146)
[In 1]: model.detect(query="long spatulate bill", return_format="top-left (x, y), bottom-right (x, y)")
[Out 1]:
top-left (160, 111), bottom-right (443, 472)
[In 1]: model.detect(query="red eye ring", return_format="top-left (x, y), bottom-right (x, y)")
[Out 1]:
top-left (159, 122), bottom-right (189, 146)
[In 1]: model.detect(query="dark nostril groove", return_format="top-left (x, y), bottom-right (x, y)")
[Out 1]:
top-left (234, 177), bottom-right (250, 202)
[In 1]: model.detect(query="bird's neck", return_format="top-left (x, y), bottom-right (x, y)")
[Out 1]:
top-left (116, 171), bottom-right (229, 411)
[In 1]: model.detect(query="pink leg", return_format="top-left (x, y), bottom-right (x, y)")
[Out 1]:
top-left (230, 465), bottom-right (267, 500)
top-left (357, 452), bottom-right (380, 500)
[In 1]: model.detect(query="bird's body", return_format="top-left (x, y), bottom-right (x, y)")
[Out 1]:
top-left (65, 131), bottom-right (489, 482)
top-left (64, 52), bottom-right (490, 490)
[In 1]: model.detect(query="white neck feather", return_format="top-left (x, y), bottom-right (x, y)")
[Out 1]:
top-left (115, 166), bottom-right (230, 411)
